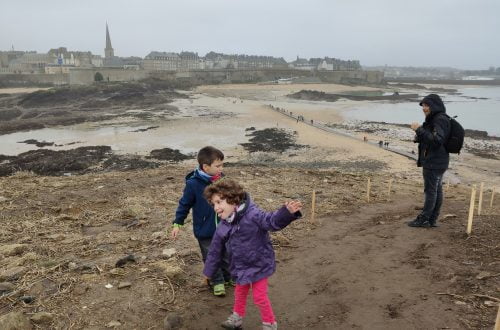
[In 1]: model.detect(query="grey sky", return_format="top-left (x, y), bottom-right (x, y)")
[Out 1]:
top-left (1, 0), bottom-right (499, 69)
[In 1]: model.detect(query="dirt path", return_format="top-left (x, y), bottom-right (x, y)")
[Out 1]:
top-left (181, 197), bottom-right (482, 329)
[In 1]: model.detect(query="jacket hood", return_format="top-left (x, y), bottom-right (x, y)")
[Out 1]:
top-left (419, 94), bottom-right (446, 116)
top-left (185, 168), bottom-right (211, 183)
top-left (225, 193), bottom-right (251, 224)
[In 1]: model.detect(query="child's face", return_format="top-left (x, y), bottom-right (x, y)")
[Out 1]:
top-left (211, 194), bottom-right (236, 220)
top-left (202, 159), bottom-right (223, 176)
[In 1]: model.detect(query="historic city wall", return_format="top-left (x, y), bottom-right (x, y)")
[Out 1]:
top-left (0, 68), bottom-right (383, 87)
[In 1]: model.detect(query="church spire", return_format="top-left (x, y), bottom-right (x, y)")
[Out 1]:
top-left (105, 23), bottom-right (114, 58)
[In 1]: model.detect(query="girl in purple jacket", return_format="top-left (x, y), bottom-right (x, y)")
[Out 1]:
top-left (203, 179), bottom-right (302, 330)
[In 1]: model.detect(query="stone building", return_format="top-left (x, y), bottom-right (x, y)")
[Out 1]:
top-left (8, 52), bottom-right (55, 73)
top-left (290, 56), bottom-right (361, 71)
top-left (143, 51), bottom-right (180, 71)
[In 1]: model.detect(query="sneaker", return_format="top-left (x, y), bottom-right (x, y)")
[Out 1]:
top-left (262, 322), bottom-right (278, 330)
top-left (221, 312), bottom-right (243, 329)
top-left (428, 217), bottom-right (439, 227)
top-left (213, 283), bottom-right (226, 297)
top-left (407, 217), bottom-right (430, 228)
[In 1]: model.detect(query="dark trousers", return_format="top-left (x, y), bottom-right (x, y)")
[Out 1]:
top-left (420, 168), bottom-right (446, 222)
top-left (197, 237), bottom-right (231, 285)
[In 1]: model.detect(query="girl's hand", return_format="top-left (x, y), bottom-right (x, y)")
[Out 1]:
top-left (286, 200), bottom-right (302, 213)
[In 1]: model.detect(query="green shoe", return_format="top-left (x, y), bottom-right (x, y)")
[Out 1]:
top-left (213, 283), bottom-right (226, 296)
top-left (225, 279), bottom-right (236, 287)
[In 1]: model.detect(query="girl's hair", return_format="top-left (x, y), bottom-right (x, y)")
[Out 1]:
top-left (204, 179), bottom-right (246, 205)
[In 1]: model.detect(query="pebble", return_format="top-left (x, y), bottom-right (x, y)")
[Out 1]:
top-left (30, 312), bottom-right (54, 324)
top-left (107, 320), bottom-right (122, 328)
top-left (162, 248), bottom-right (177, 259)
top-left (118, 282), bottom-right (132, 289)
top-left (163, 312), bottom-right (182, 329)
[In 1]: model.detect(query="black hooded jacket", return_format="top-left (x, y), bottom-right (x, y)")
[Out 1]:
top-left (415, 94), bottom-right (451, 169)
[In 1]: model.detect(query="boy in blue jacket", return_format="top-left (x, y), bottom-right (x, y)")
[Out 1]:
top-left (171, 146), bottom-right (230, 296)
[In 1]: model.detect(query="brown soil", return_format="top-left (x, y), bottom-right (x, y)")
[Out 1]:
top-left (1, 165), bottom-right (498, 329)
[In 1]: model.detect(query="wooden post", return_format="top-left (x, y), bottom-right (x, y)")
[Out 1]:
top-left (310, 190), bottom-right (316, 224)
top-left (387, 178), bottom-right (393, 201)
top-left (466, 186), bottom-right (476, 235)
top-left (494, 305), bottom-right (500, 330)
top-left (477, 182), bottom-right (484, 216)
top-left (445, 179), bottom-right (450, 192)
top-left (367, 178), bottom-right (371, 203)
top-left (490, 187), bottom-right (496, 210)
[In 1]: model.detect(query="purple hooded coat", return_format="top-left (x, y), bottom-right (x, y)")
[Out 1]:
top-left (203, 194), bottom-right (302, 285)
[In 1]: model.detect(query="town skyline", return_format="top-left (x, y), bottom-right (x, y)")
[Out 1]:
top-left (1, 0), bottom-right (499, 70)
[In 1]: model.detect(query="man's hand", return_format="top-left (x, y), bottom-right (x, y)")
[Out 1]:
top-left (411, 122), bottom-right (420, 131)
top-left (171, 226), bottom-right (180, 240)
top-left (286, 200), bottom-right (302, 213)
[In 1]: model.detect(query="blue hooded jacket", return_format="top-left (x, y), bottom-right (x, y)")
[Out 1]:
top-left (203, 194), bottom-right (302, 285)
top-left (173, 169), bottom-right (220, 239)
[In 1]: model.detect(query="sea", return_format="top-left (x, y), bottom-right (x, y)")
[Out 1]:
top-left (342, 86), bottom-right (500, 136)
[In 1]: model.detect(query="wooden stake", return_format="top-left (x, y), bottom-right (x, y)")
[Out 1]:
top-left (466, 186), bottom-right (476, 235)
top-left (445, 179), bottom-right (450, 192)
top-left (367, 178), bottom-right (371, 203)
top-left (310, 190), bottom-right (316, 224)
top-left (478, 182), bottom-right (484, 216)
top-left (494, 305), bottom-right (500, 330)
top-left (490, 187), bottom-right (496, 210)
top-left (387, 178), bottom-right (393, 201)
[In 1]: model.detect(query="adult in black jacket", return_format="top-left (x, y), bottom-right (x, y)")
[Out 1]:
top-left (409, 94), bottom-right (451, 227)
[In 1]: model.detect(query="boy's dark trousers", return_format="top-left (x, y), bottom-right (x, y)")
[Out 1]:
top-left (197, 238), bottom-right (230, 285)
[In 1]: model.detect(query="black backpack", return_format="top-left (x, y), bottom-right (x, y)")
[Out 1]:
top-left (443, 114), bottom-right (465, 154)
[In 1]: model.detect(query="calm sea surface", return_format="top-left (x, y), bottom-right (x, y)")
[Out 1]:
top-left (342, 86), bottom-right (500, 136)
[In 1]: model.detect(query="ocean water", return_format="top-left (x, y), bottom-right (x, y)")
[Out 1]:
top-left (343, 86), bottom-right (500, 136)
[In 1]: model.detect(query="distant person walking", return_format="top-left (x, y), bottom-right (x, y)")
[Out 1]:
top-left (408, 94), bottom-right (451, 228)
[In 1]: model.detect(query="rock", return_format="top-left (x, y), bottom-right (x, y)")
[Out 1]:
top-left (19, 296), bottom-right (35, 304)
top-left (0, 311), bottom-right (32, 330)
top-left (105, 283), bottom-right (113, 289)
top-left (0, 244), bottom-right (28, 257)
top-left (106, 320), bottom-right (122, 328)
top-left (109, 268), bottom-right (126, 276)
top-left (454, 300), bottom-right (467, 305)
top-left (151, 231), bottom-right (166, 239)
top-left (151, 260), bottom-right (183, 279)
top-left (163, 312), bottom-right (182, 329)
top-left (0, 282), bottom-right (15, 294)
top-left (442, 214), bottom-right (457, 220)
top-left (115, 254), bottom-right (136, 268)
top-left (30, 312), bottom-right (54, 324)
top-left (162, 248), bottom-right (177, 259)
top-left (57, 214), bottom-right (78, 221)
top-left (476, 271), bottom-right (492, 280)
top-left (0, 196), bottom-right (8, 203)
top-left (0, 266), bottom-right (27, 281)
top-left (118, 282), bottom-right (132, 289)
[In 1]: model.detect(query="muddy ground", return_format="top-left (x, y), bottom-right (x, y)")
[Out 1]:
top-left (0, 162), bottom-right (498, 329)
top-left (0, 79), bottom-right (190, 135)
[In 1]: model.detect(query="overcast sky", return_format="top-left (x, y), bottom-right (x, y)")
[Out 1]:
top-left (1, 0), bottom-right (499, 70)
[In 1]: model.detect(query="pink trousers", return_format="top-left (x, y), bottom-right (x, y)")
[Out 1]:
top-left (233, 277), bottom-right (275, 323)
